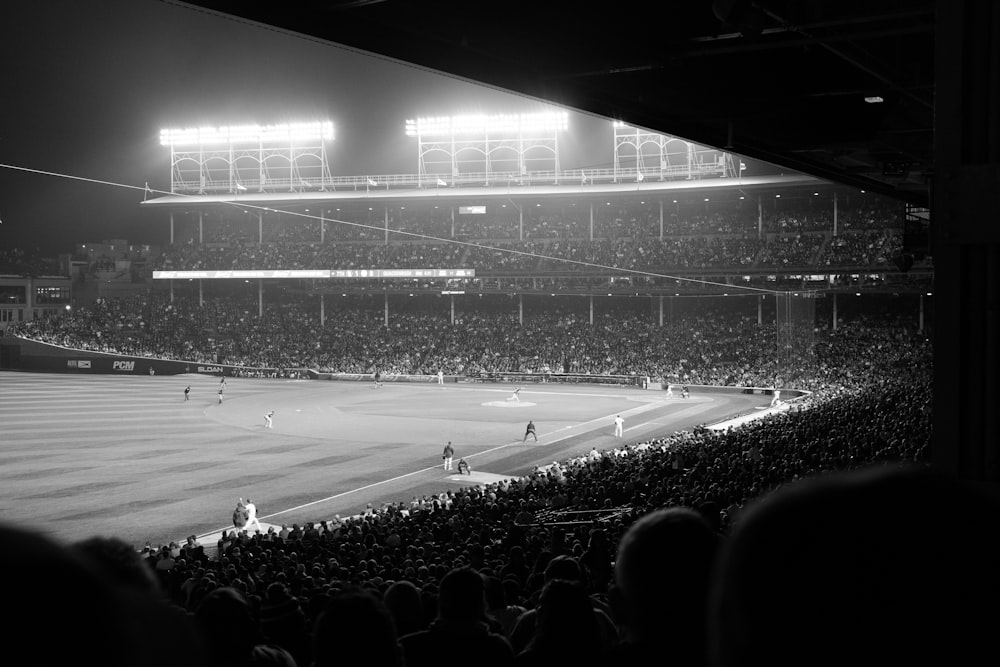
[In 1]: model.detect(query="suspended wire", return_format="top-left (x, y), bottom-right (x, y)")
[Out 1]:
top-left (0, 161), bottom-right (791, 295)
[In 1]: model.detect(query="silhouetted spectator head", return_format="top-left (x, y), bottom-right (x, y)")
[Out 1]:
top-left (259, 582), bottom-right (306, 640)
top-left (437, 567), bottom-right (485, 622)
top-left (613, 507), bottom-right (719, 661)
top-left (74, 535), bottom-right (207, 667)
top-left (74, 535), bottom-right (162, 595)
top-left (1, 523), bottom-right (141, 667)
top-left (543, 554), bottom-right (582, 583)
top-left (193, 586), bottom-right (259, 665)
top-left (384, 579), bottom-right (425, 636)
top-left (483, 576), bottom-right (506, 611)
top-left (710, 465), bottom-right (1000, 667)
top-left (530, 578), bottom-right (603, 653)
top-left (314, 588), bottom-right (402, 667)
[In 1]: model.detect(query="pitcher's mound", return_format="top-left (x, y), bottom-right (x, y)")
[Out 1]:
top-left (482, 400), bottom-right (537, 408)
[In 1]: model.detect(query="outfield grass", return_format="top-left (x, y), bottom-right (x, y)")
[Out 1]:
top-left (0, 371), bottom-right (766, 547)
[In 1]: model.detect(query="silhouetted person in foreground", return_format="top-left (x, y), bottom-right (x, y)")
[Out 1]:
top-left (516, 578), bottom-right (606, 667)
top-left (194, 586), bottom-right (295, 667)
top-left (314, 588), bottom-right (402, 667)
top-left (400, 567), bottom-right (514, 667)
top-left (2, 523), bottom-right (146, 667)
top-left (609, 507), bottom-right (720, 667)
top-left (710, 464), bottom-right (1000, 667)
top-left (383, 579), bottom-right (426, 637)
top-left (74, 535), bottom-right (206, 667)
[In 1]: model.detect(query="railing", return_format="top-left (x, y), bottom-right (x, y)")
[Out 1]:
top-left (526, 506), bottom-right (633, 527)
top-left (169, 164), bottom-right (732, 195)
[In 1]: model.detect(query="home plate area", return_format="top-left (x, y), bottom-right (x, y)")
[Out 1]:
top-left (482, 400), bottom-right (537, 407)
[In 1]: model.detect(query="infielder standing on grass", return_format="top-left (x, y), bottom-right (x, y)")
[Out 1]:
top-left (614, 414), bottom-right (625, 437)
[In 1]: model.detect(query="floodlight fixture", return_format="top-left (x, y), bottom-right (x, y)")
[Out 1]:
top-left (404, 111), bottom-right (568, 138)
top-left (864, 95), bottom-right (884, 103)
top-left (159, 121), bottom-right (334, 147)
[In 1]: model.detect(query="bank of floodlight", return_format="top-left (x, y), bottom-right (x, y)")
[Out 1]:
top-left (159, 121), bottom-right (335, 147)
top-left (404, 111), bottom-right (568, 138)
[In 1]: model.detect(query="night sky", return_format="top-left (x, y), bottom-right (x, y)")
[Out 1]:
top-left (1, 0), bottom-right (613, 253)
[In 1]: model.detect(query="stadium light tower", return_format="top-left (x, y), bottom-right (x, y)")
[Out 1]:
top-left (159, 121), bottom-right (335, 195)
top-left (404, 111), bottom-right (568, 186)
top-left (612, 120), bottom-right (736, 182)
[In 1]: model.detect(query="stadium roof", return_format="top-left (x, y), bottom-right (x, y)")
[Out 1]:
top-left (180, 0), bottom-right (935, 208)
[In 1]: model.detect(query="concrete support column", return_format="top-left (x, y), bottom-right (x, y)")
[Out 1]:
top-left (659, 200), bottom-right (664, 240)
top-left (933, 0), bottom-right (1000, 481)
top-left (757, 196), bottom-right (763, 238)
top-left (833, 192), bottom-right (839, 237)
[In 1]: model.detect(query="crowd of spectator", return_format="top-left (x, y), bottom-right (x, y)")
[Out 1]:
top-left (4, 306), bottom-right (971, 667)
top-left (4, 192), bottom-right (951, 665)
top-left (149, 195), bottom-right (911, 277)
top-left (7, 293), bottom-right (929, 387)
top-left (153, 230), bottom-right (907, 275)
top-left (233, 195), bottom-right (895, 242)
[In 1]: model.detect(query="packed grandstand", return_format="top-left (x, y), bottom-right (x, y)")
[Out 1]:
top-left (2, 186), bottom-right (949, 665)
top-left (2, 120), bottom-right (966, 667)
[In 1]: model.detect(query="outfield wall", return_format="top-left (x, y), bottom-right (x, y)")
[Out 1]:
top-left (0, 337), bottom-right (278, 377)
